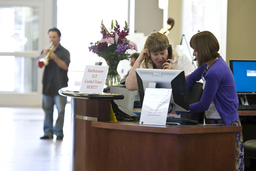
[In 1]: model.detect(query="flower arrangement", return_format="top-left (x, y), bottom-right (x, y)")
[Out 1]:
top-left (89, 20), bottom-right (137, 86)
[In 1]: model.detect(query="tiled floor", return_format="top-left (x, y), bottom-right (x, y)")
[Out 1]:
top-left (0, 104), bottom-right (72, 171)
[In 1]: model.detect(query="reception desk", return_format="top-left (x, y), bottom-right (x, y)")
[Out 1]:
top-left (239, 110), bottom-right (256, 116)
top-left (60, 90), bottom-right (242, 171)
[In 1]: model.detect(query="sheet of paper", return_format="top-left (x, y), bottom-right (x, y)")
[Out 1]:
top-left (80, 65), bottom-right (108, 93)
top-left (139, 88), bottom-right (172, 126)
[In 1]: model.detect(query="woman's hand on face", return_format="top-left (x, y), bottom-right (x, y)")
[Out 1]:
top-left (138, 48), bottom-right (150, 62)
top-left (162, 59), bottom-right (173, 69)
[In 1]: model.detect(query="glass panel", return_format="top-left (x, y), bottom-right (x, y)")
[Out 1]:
top-left (0, 56), bottom-right (38, 93)
top-left (58, 0), bottom-right (129, 69)
top-left (0, 6), bottom-right (39, 52)
top-left (191, 0), bottom-right (205, 34)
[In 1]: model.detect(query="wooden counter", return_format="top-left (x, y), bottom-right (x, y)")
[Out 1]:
top-left (59, 89), bottom-right (242, 171)
top-left (239, 110), bottom-right (256, 116)
top-left (70, 97), bottom-right (241, 171)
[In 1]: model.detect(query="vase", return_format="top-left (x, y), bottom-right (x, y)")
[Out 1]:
top-left (105, 60), bottom-right (121, 86)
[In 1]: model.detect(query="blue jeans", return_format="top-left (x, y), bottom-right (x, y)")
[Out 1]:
top-left (42, 94), bottom-right (67, 137)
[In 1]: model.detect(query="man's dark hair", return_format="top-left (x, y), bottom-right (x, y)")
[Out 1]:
top-left (48, 27), bottom-right (61, 37)
top-left (131, 53), bottom-right (139, 60)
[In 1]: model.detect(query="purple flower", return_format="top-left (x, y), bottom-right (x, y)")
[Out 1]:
top-left (98, 42), bottom-right (108, 52)
top-left (89, 45), bottom-right (98, 52)
top-left (89, 20), bottom-right (137, 59)
top-left (115, 44), bottom-right (128, 54)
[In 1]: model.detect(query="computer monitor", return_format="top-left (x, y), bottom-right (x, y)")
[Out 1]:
top-left (230, 59), bottom-right (256, 94)
top-left (135, 68), bottom-right (190, 112)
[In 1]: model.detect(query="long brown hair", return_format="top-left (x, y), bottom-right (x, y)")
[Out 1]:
top-left (190, 31), bottom-right (220, 67)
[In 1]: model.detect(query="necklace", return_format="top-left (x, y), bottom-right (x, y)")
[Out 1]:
top-left (201, 65), bottom-right (209, 81)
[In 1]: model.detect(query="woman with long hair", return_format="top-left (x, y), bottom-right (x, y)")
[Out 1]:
top-left (125, 32), bottom-right (194, 90)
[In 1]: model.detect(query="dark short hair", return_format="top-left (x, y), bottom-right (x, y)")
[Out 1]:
top-left (190, 31), bottom-right (220, 67)
top-left (130, 53), bottom-right (139, 60)
top-left (48, 27), bottom-right (61, 37)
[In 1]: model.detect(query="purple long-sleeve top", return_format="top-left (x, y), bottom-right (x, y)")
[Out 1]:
top-left (184, 56), bottom-right (239, 125)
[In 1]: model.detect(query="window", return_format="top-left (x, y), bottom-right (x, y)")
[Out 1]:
top-left (181, 0), bottom-right (227, 62)
top-left (0, 6), bottom-right (39, 93)
top-left (57, 0), bottom-right (129, 88)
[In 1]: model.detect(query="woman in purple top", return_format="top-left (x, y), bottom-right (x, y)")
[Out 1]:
top-left (181, 31), bottom-right (244, 170)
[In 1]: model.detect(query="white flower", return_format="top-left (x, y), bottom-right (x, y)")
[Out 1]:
top-left (114, 32), bottom-right (119, 44)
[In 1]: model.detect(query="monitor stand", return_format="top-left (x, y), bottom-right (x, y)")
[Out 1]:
top-left (240, 95), bottom-right (249, 106)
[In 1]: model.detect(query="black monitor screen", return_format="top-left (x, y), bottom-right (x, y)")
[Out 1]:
top-left (230, 60), bottom-right (256, 94)
top-left (135, 68), bottom-right (190, 112)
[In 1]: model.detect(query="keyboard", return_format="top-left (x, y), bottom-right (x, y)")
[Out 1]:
top-left (238, 104), bottom-right (256, 110)
top-left (166, 117), bottom-right (198, 125)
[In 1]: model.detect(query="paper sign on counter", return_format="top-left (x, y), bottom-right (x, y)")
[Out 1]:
top-left (80, 65), bottom-right (108, 93)
top-left (139, 88), bottom-right (172, 126)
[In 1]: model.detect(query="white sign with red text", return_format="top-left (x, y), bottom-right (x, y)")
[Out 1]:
top-left (79, 65), bottom-right (109, 93)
